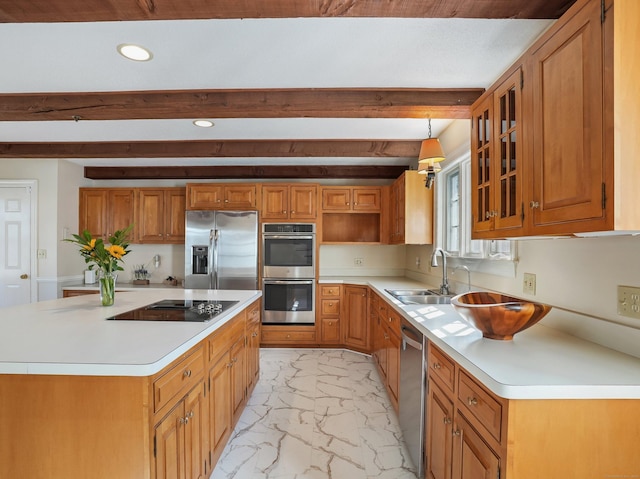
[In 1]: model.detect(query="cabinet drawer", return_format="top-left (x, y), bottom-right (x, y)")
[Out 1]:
top-left (386, 309), bottom-right (401, 336)
top-left (320, 285), bottom-right (341, 298)
top-left (320, 318), bottom-right (341, 343)
top-left (261, 328), bottom-right (316, 342)
top-left (247, 300), bottom-right (261, 325)
top-left (153, 346), bottom-right (204, 413)
top-left (428, 345), bottom-right (456, 392)
top-left (321, 299), bottom-right (340, 315)
top-left (458, 370), bottom-right (504, 442)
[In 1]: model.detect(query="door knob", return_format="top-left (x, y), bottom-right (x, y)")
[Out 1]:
top-left (20, 274), bottom-right (29, 279)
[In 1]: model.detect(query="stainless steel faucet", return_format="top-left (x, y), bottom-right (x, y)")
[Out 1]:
top-left (430, 248), bottom-right (450, 295)
top-left (453, 265), bottom-right (472, 292)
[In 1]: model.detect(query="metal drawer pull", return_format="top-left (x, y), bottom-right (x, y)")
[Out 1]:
top-left (467, 397), bottom-right (478, 406)
top-left (183, 369), bottom-right (192, 378)
top-left (453, 429), bottom-right (461, 437)
top-left (443, 417), bottom-right (452, 425)
top-left (433, 362), bottom-right (441, 370)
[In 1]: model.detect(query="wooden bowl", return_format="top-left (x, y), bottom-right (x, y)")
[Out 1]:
top-left (451, 292), bottom-right (551, 340)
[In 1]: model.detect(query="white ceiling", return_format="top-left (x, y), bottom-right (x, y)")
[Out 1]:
top-left (0, 17), bottom-right (553, 167)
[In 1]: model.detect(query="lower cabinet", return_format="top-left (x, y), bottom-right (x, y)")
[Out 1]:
top-left (342, 285), bottom-right (369, 351)
top-left (370, 292), bottom-right (400, 412)
top-left (318, 284), bottom-right (342, 345)
top-left (154, 382), bottom-right (208, 479)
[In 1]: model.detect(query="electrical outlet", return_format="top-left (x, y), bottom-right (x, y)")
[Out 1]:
top-left (37, 249), bottom-right (47, 259)
top-left (523, 273), bottom-right (536, 295)
top-left (416, 256), bottom-right (421, 267)
top-left (354, 258), bottom-right (363, 266)
top-left (617, 285), bottom-right (640, 319)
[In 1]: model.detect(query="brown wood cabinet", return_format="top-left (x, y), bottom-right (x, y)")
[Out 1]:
top-left (79, 188), bottom-right (135, 241)
top-left (388, 171), bottom-right (434, 244)
top-left (260, 325), bottom-right (317, 346)
top-left (245, 301), bottom-right (261, 396)
top-left (137, 188), bottom-right (186, 244)
top-left (426, 344), bottom-right (506, 479)
top-left (186, 183), bottom-right (257, 210)
top-left (471, 68), bottom-right (524, 237)
top-left (321, 187), bottom-right (381, 212)
top-left (317, 284), bottom-right (342, 345)
top-left (471, 0), bottom-right (640, 237)
top-left (342, 285), bottom-right (369, 352)
top-left (261, 184), bottom-right (317, 221)
top-left (370, 292), bottom-right (400, 412)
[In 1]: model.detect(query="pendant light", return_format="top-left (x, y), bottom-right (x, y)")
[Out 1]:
top-left (418, 119), bottom-right (446, 188)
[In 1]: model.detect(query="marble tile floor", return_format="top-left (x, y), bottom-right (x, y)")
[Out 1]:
top-left (212, 348), bottom-right (418, 479)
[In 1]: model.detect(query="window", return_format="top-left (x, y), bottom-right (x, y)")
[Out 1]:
top-left (437, 154), bottom-right (516, 273)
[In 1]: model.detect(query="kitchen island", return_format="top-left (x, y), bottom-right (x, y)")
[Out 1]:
top-left (0, 289), bottom-right (262, 479)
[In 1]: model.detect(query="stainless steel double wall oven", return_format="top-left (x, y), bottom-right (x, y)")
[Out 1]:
top-left (261, 223), bottom-right (316, 324)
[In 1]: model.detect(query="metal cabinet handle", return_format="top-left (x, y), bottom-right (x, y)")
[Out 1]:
top-left (443, 417), bottom-right (452, 425)
top-left (453, 429), bottom-right (461, 437)
top-left (187, 411), bottom-right (194, 419)
top-left (467, 397), bottom-right (478, 406)
top-left (20, 274), bottom-right (29, 279)
top-left (530, 201), bottom-right (540, 208)
top-left (433, 362), bottom-right (441, 370)
top-left (251, 331), bottom-right (258, 338)
top-left (183, 369), bottom-right (192, 378)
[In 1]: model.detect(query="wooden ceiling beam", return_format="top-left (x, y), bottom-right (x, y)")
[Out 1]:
top-left (0, 88), bottom-right (482, 121)
top-left (0, 0), bottom-right (577, 22)
top-left (0, 139), bottom-right (420, 159)
top-left (83, 165), bottom-right (410, 180)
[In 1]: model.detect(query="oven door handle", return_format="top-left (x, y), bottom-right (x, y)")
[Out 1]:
top-left (263, 279), bottom-right (314, 285)
top-left (263, 235), bottom-right (315, 240)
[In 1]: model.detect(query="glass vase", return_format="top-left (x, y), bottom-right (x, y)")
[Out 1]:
top-left (99, 271), bottom-right (117, 306)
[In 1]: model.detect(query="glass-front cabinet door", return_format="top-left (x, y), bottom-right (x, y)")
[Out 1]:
top-left (470, 95), bottom-right (493, 236)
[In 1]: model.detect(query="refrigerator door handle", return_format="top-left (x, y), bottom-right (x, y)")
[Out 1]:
top-left (211, 229), bottom-right (220, 289)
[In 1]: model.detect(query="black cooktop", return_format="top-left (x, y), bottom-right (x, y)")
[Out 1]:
top-left (106, 299), bottom-right (239, 322)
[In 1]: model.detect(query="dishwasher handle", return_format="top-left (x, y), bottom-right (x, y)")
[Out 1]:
top-left (401, 325), bottom-right (423, 351)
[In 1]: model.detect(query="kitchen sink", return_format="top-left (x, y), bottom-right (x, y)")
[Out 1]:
top-left (385, 288), bottom-right (452, 305)
top-left (395, 295), bottom-right (452, 305)
top-left (385, 288), bottom-right (439, 297)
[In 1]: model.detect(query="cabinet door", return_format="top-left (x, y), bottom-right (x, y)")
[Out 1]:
top-left (342, 285), bottom-right (369, 350)
top-left (426, 381), bottom-right (454, 479)
top-left (108, 190), bottom-right (135, 238)
top-left (352, 187), bottom-right (381, 211)
top-left (208, 354), bottom-right (232, 464)
top-left (184, 384), bottom-right (208, 479)
top-left (470, 95), bottom-right (494, 235)
top-left (290, 185), bottom-right (317, 219)
top-left (155, 402), bottom-right (186, 479)
top-left (79, 189), bottom-right (108, 239)
top-left (320, 317), bottom-right (341, 343)
top-left (187, 185), bottom-right (224, 210)
top-left (229, 337), bottom-right (246, 425)
top-left (137, 189), bottom-right (166, 243)
top-left (261, 185), bottom-right (289, 220)
top-left (386, 324), bottom-right (400, 409)
top-left (322, 188), bottom-right (351, 210)
top-left (224, 185), bottom-right (256, 209)
top-left (492, 68), bottom-right (524, 233)
top-left (246, 321), bottom-right (261, 394)
top-left (530, 0), bottom-right (604, 231)
top-left (452, 414), bottom-right (500, 479)
top-left (165, 189), bottom-right (186, 243)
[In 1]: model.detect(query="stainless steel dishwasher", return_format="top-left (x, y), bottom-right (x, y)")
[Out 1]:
top-left (399, 316), bottom-right (425, 477)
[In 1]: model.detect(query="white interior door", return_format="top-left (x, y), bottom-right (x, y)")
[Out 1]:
top-left (0, 185), bottom-right (33, 307)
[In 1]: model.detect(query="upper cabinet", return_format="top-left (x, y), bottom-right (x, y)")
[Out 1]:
top-left (321, 187), bottom-right (381, 212)
top-left (471, 68), bottom-right (524, 238)
top-left (471, 0), bottom-right (640, 238)
top-left (261, 184), bottom-right (317, 221)
top-left (79, 187), bottom-right (185, 244)
top-left (320, 186), bottom-right (383, 243)
top-left (388, 171), bottom-right (433, 244)
top-left (79, 188), bottom-right (135, 241)
top-left (186, 184), bottom-right (257, 210)
top-left (137, 188), bottom-right (186, 244)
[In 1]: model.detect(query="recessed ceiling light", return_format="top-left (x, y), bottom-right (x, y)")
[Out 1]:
top-left (193, 120), bottom-right (215, 128)
top-left (117, 43), bottom-right (153, 62)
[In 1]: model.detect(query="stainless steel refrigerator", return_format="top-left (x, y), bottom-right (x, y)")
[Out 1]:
top-left (184, 210), bottom-right (258, 290)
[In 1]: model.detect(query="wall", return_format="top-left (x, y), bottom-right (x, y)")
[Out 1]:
top-left (319, 244), bottom-right (405, 277)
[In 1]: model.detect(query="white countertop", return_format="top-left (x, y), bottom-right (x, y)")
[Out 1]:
top-left (0, 289), bottom-right (261, 377)
top-left (322, 276), bottom-right (640, 400)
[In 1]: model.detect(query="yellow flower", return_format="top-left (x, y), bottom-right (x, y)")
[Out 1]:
top-left (83, 238), bottom-right (96, 250)
top-left (107, 245), bottom-right (126, 260)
